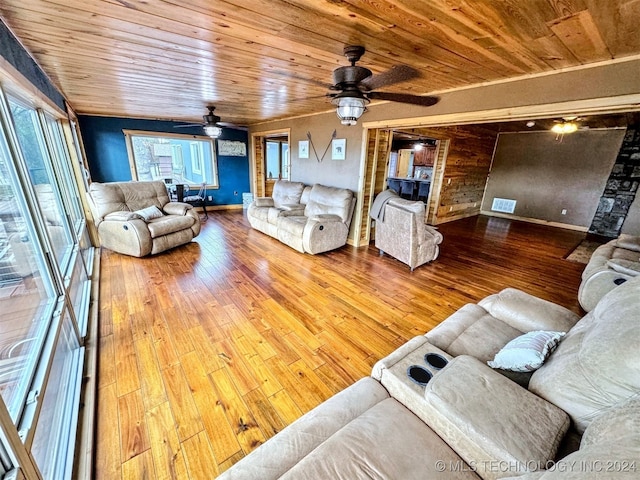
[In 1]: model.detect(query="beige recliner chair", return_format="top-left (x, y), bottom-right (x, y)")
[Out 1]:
top-left (88, 180), bottom-right (201, 257)
top-left (375, 197), bottom-right (442, 270)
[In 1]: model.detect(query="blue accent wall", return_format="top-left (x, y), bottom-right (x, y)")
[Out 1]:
top-left (0, 20), bottom-right (66, 111)
top-left (78, 115), bottom-right (250, 205)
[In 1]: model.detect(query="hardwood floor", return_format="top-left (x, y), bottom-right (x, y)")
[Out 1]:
top-left (95, 211), bottom-right (586, 478)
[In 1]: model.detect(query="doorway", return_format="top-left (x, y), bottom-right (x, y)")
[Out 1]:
top-left (250, 129), bottom-right (290, 198)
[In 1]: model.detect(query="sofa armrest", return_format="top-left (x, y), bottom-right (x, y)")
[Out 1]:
top-left (423, 356), bottom-right (569, 480)
top-left (104, 211), bottom-right (142, 222)
top-left (253, 197), bottom-right (274, 207)
top-left (163, 202), bottom-right (192, 216)
top-left (578, 268), bottom-right (634, 311)
top-left (478, 288), bottom-right (580, 333)
top-left (309, 213), bottom-right (343, 222)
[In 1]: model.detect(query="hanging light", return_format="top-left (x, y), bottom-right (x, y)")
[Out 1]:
top-left (331, 90), bottom-right (369, 126)
top-left (414, 142), bottom-right (424, 151)
top-left (551, 122), bottom-right (578, 135)
top-left (203, 124), bottom-right (223, 138)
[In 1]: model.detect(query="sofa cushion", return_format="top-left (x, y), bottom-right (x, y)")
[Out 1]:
top-left (529, 276), bottom-right (640, 433)
top-left (272, 180), bottom-right (305, 208)
top-left (147, 215), bottom-right (195, 238)
top-left (487, 331), bottom-right (565, 372)
top-left (304, 184), bottom-right (353, 223)
top-left (281, 398), bottom-right (480, 480)
top-left (478, 288), bottom-right (579, 333)
top-left (426, 304), bottom-right (524, 362)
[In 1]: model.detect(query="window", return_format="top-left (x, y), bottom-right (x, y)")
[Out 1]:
top-left (124, 130), bottom-right (218, 187)
top-left (265, 138), bottom-right (289, 180)
top-left (0, 85), bottom-right (93, 480)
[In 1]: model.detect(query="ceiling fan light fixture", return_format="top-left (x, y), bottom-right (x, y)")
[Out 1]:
top-left (414, 142), bottom-right (424, 151)
top-left (551, 122), bottom-right (578, 135)
top-left (332, 94), bottom-right (369, 126)
top-left (203, 124), bottom-right (223, 138)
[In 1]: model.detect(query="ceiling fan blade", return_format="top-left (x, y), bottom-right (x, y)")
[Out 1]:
top-left (174, 123), bottom-right (203, 128)
top-left (367, 91), bottom-right (439, 106)
top-left (360, 65), bottom-right (421, 91)
top-left (218, 122), bottom-right (248, 131)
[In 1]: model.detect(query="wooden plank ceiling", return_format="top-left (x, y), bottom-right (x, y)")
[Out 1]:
top-left (1, 0), bottom-right (639, 126)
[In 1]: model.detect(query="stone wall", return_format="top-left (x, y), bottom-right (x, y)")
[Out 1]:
top-left (589, 126), bottom-right (640, 237)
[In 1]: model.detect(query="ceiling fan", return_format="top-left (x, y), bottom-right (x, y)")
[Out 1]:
top-left (327, 45), bottom-right (439, 125)
top-left (175, 106), bottom-right (243, 138)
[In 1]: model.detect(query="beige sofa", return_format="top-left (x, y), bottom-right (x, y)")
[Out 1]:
top-left (247, 180), bottom-right (355, 254)
top-left (219, 277), bottom-right (640, 479)
top-left (374, 197), bottom-right (443, 270)
top-left (578, 233), bottom-right (640, 311)
top-left (88, 180), bottom-right (201, 257)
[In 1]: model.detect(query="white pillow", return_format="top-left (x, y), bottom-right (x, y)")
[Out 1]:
top-left (488, 330), bottom-right (565, 372)
top-left (134, 205), bottom-right (164, 222)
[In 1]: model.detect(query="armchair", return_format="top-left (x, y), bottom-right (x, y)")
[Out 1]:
top-left (88, 181), bottom-right (201, 257)
top-left (375, 197), bottom-right (442, 270)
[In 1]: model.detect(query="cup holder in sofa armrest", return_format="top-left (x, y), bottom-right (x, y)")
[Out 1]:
top-left (407, 365), bottom-right (433, 386)
top-left (425, 353), bottom-right (448, 370)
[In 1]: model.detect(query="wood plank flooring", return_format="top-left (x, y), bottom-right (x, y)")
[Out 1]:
top-left (95, 211), bottom-right (587, 478)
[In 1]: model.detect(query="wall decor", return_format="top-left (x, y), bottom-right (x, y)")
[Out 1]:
top-left (332, 138), bottom-right (346, 160)
top-left (217, 139), bottom-right (247, 156)
top-left (299, 140), bottom-right (309, 159)
top-left (307, 130), bottom-right (337, 162)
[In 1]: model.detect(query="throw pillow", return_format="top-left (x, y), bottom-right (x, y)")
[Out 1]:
top-left (488, 330), bottom-right (565, 372)
top-left (134, 205), bottom-right (164, 222)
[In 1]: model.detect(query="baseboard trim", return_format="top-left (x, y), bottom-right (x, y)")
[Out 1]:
top-left (195, 204), bottom-right (244, 212)
top-left (480, 210), bottom-right (589, 232)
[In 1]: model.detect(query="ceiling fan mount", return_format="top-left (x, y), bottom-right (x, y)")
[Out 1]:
top-left (326, 45), bottom-right (439, 125)
top-left (202, 106), bottom-right (221, 126)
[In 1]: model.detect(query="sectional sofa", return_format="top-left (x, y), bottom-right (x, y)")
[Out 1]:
top-left (219, 277), bottom-right (640, 479)
top-left (247, 180), bottom-right (355, 254)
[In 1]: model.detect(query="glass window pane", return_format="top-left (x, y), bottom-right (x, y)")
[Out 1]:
top-left (30, 309), bottom-right (82, 480)
top-left (126, 132), bottom-right (217, 186)
top-left (0, 126), bottom-right (57, 422)
top-left (265, 141), bottom-right (280, 179)
top-left (44, 116), bottom-right (83, 234)
top-left (7, 98), bottom-right (73, 270)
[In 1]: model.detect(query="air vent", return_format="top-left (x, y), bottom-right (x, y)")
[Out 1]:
top-left (491, 198), bottom-right (516, 214)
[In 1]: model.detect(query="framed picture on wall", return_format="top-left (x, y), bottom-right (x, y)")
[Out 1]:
top-left (332, 138), bottom-right (346, 160)
top-left (299, 140), bottom-right (309, 159)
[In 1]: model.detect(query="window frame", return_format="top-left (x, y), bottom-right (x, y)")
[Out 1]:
top-left (123, 129), bottom-right (218, 187)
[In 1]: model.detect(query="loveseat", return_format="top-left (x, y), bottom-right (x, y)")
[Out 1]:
top-left (247, 180), bottom-right (355, 254)
top-left (218, 278), bottom-right (640, 479)
top-left (578, 233), bottom-right (640, 311)
top-left (88, 180), bottom-right (201, 257)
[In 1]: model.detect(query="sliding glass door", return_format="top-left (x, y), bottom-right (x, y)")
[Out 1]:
top-left (0, 84), bottom-right (93, 479)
